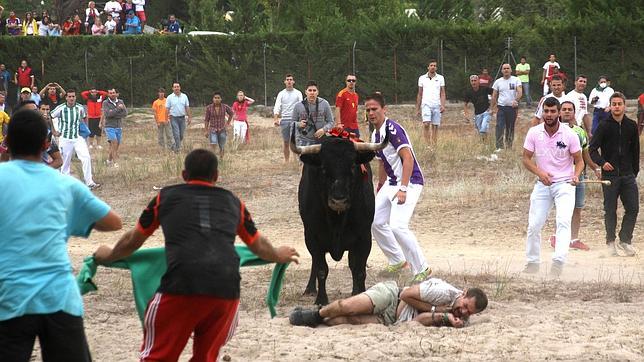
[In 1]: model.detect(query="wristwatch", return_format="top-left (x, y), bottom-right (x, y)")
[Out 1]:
top-left (399, 185), bottom-right (408, 193)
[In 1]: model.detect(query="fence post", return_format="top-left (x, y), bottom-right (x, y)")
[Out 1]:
top-left (129, 57), bottom-right (134, 108)
top-left (440, 39), bottom-right (444, 75)
top-left (84, 50), bottom-right (89, 85)
top-left (263, 43), bottom-right (267, 106)
top-left (352, 41), bottom-right (357, 75)
top-left (573, 36), bottom-right (577, 79)
top-left (175, 45), bottom-right (179, 82)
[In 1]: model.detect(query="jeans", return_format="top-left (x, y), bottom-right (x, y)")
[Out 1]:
top-left (474, 111), bottom-right (491, 134)
top-left (495, 106), bottom-right (517, 149)
top-left (157, 122), bottom-right (174, 149)
top-left (602, 175), bottom-right (639, 244)
top-left (170, 115), bottom-right (186, 151)
top-left (592, 108), bottom-right (610, 135)
top-left (526, 181), bottom-right (576, 264)
top-left (521, 82), bottom-right (532, 105)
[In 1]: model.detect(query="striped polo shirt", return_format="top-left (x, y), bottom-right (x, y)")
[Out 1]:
top-left (52, 103), bottom-right (86, 139)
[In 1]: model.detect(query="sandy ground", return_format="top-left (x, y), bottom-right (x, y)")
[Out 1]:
top-left (33, 103), bottom-right (643, 361)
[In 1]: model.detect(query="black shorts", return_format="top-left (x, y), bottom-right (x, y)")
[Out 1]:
top-left (0, 311), bottom-right (92, 362)
top-left (88, 118), bottom-right (101, 137)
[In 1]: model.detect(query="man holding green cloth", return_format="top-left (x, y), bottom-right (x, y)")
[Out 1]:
top-left (94, 149), bottom-right (300, 362)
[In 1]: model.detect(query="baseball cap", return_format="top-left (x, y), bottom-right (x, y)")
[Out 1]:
top-left (21, 87), bottom-right (31, 93)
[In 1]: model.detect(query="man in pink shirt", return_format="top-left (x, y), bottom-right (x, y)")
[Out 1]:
top-left (522, 97), bottom-right (583, 277)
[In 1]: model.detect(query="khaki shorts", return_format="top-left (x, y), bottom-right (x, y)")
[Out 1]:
top-left (364, 281), bottom-right (400, 326)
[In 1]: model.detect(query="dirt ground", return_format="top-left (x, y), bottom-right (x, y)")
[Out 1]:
top-left (44, 103), bottom-right (643, 361)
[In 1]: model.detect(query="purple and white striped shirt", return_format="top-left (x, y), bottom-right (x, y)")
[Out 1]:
top-left (371, 119), bottom-right (424, 186)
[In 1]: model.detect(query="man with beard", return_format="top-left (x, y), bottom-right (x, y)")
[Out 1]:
top-left (522, 97), bottom-right (583, 276)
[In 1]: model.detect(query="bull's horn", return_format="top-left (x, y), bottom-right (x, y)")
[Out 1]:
top-left (353, 133), bottom-right (388, 152)
top-left (289, 127), bottom-right (322, 155)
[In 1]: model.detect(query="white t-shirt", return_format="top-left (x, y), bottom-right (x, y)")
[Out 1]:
top-left (273, 88), bottom-right (303, 120)
top-left (37, 21), bottom-right (49, 36)
top-left (418, 73), bottom-right (445, 107)
top-left (105, 20), bottom-right (117, 33)
top-left (588, 87), bottom-right (614, 109)
top-left (534, 93), bottom-right (567, 119)
top-left (542, 61), bottom-right (560, 77)
top-left (132, 0), bottom-right (146, 11)
top-left (492, 76), bottom-right (522, 106)
top-left (565, 90), bottom-right (588, 126)
top-left (104, 1), bottom-right (122, 18)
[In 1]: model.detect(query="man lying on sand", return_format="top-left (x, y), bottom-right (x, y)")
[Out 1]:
top-left (290, 278), bottom-right (487, 328)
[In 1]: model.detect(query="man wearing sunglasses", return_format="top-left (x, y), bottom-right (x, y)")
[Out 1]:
top-left (335, 75), bottom-right (360, 137)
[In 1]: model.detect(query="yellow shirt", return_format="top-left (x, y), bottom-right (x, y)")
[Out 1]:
top-left (151, 98), bottom-right (168, 124)
top-left (0, 111), bottom-right (9, 143)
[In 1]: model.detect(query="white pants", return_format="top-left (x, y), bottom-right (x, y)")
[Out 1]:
top-left (233, 120), bottom-right (247, 142)
top-left (543, 82), bottom-right (550, 96)
top-left (526, 181), bottom-right (575, 264)
top-left (372, 183), bottom-right (428, 274)
top-left (59, 137), bottom-right (95, 185)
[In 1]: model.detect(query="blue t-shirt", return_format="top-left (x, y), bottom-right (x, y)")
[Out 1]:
top-left (0, 160), bottom-right (110, 321)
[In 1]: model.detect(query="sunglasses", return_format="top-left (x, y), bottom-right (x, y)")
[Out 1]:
top-left (346, 79), bottom-right (357, 82)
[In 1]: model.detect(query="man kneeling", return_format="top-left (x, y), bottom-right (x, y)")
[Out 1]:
top-left (290, 278), bottom-right (487, 328)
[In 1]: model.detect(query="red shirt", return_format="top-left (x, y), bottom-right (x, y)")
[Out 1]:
top-left (638, 93), bottom-right (644, 106)
top-left (16, 67), bottom-right (33, 87)
top-left (232, 100), bottom-right (250, 121)
top-left (478, 74), bottom-right (492, 88)
top-left (335, 88), bottom-right (359, 129)
top-left (81, 90), bottom-right (108, 119)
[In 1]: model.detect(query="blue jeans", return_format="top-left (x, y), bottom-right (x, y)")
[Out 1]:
top-left (521, 82), bottom-right (532, 106)
top-left (170, 116), bottom-right (186, 151)
top-left (474, 111), bottom-right (491, 134)
top-left (495, 106), bottom-right (517, 149)
top-left (592, 109), bottom-right (610, 135)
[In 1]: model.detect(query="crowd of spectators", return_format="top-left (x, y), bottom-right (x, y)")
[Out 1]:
top-left (0, 2), bottom-right (183, 37)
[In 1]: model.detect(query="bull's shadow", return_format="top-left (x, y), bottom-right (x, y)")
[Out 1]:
top-left (290, 132), bottom-right (387, 305)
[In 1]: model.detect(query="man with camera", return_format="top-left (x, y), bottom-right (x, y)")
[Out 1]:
top-left (292, 80), bottom-right (334, 146)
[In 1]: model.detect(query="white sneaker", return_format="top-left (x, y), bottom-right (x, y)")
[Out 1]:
top-left (618, 243), bottom-right (636, 257)
top-left (97, 145), bottom-right (103, 149)
top-left (494, 148), bottom-right (503, 153)
top-left (607, 242), bottom-right (619, 256)
top-left (113, 162), bottom-right (120, 168)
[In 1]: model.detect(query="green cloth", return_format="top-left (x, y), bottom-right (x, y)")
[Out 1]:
top-left (76, 245), bottom-right (288, 323)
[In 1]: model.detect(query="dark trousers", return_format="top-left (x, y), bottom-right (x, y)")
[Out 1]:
top-left (495, 106), bottom-right (517, 149)
top-left (0, 312), bottom-right (92, 362)
top-left (602, 175), bottom-right (639, 244)
top-left (592, 108), bottom-right (610, 134)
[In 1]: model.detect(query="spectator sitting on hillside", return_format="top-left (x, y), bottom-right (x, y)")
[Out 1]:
top-left (47, 21), bottom-right (62, 36)
top-left (37, 15), bottom-right (50, 36)
top-left (6, 10), bottom-right (22, 36)
top-left (105, 14), bottom-right (117, 34)
top-left (85, 1), bottom-right (101, 34)
top-left (123, 10), bottom-right (141, 34)
top-left (63, 15), bottom-right (82, 35)
top-left (22, 12), bottom-right (38, 36)
top-left (91, 17), bottom-right (106, 35)
top-left (104, 0), bottom-right (122, 30)
top-left (165, 14), bottom-right (181, 34)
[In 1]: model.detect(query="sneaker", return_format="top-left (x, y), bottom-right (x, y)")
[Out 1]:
top-left (607, 242), bottom-right (619, 256)
top-left (494, 148), bottom-right (503, 153)
top-left (522, 263), bottom-right (540, 274)
top-left (549, 235), bottom-right (556, 248)
top-left (88, 183), bottom-right (101, 190)
top-left (289, 307), bottom-right (322, 327)
top-left (411, 268), bottom-right (432, 283)
top-left (618, 243), bottom-right (636, 257)
top-left (113, 162), bottom-right (119, 168)
top-left (105, 160), bottom-right (113, 167)
top-left (570, 239), bottom-right (590, 251)
top-left (549, 261), bottom-right (564, 277)
top-left (385, 261), bottom-right (408, 273)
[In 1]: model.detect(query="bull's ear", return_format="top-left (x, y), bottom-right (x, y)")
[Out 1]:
top-left (355, 151), bottom-right (376, 164)
top-left (300, 154), bottom-right (321, 166)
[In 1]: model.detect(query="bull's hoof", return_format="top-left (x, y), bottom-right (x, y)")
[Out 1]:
top-left (303, 288), bottom-right (317, 296)
top-left (314, 296), bottom-right (329, 306)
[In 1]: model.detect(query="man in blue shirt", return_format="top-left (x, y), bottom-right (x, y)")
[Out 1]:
top-left (124, 10), bottom-right (141, 34)
top-left (0, 109), bottom-right (122, 361)
top-left (165, 14), bottom-right (180, 34)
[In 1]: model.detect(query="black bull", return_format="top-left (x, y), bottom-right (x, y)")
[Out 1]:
top-left (290, 133), bottom-right (388, 305)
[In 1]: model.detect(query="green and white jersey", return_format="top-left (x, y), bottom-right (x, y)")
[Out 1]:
top-left (52, 103), bottom-right (86, 139)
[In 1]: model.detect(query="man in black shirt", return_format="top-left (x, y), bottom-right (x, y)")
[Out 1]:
top-left (463, 75), bottom-right (494, 140)
top-left (589, 92), bottom-right (639, 257)
top-left (94, 149), bottom-right (299, 361)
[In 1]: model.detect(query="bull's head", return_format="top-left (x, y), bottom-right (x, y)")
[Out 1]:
top-left (291, 130), bottom-right (388, 212)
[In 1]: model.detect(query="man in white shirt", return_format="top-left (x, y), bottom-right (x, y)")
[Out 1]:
top-left (273, 74), bottom-right (303, 162)
top-left (531, 75), bottom-right (566, 126)
top-left (165, 82), bottom-right (191, 152)
top-left (541, 54), bottom-right (560, 96)
top-left (588, 75), bottom-right (614, 134)
top-left (491, 63), bottom-right (522, 151)
top-left (565, 75), bottom-right (592, 136)
top-left (415, 59), bottom-right (445, 147)
top-left (104, 1), bottom-right (122, 27)
top-left (132, 0), bottom-right (146, 28)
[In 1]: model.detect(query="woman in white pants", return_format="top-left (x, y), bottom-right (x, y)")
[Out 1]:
top-left (232, 90), bottom-right (254, 144)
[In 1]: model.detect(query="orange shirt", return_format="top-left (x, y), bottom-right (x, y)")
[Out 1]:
top-left (152, 98), bottom-right (168, 124)
top-left (335, 88), bottom-right (359, 129)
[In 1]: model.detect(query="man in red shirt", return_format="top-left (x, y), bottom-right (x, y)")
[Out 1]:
top-left (13, 60), bottom-right (34, 104)
top-left (478, 68), bottom-right (492, 88)
top-left (335, 74), bottom-right (360, 137)
top-left (637, 93), bottom-right (644, 135)
top-left (81, 87), bottom-right (108, 149)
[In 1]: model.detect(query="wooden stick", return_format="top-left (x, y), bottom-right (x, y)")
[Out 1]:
top-left (578, 180), bottom-right (611, 186)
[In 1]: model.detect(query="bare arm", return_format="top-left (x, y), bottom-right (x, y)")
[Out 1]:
top-left (186, 106), bottom-right (192, 124)
top-left (571, 151), bottom-right (583, 184)
top-left (392, 147), bottom-right (414, 204)
top-left (93, 228), bottom-right (148, 265)
top-left (490, 89), bottom-right (498, 114)
top-left (334, 107), bottom-right (341, 126)
top-left (415, 87), bottom-right (423, 116)
top-left (377, 159), bottom-right (386, 189)
top-left (245, 97), bottom-right (255, 105)
top-left (582, 114), bottom-right (592, 138)
top-left (522, 148), bottom-right (552, 185)
top-left (247, 234), bottom-right (299, 264)
top-left (93, 210), bottom-right (123, 231)
top-left (439, 86), bottom-right (446, 112)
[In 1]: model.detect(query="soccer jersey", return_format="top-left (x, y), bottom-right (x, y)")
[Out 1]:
top-left (542, 61), bottom-right (560, 78)
top-left (51, 103), bottom-right (86, 139)
top-left (136, 181), bottom-right (259, 299)
top-left (565, 90), bottom-right (589, 126)
top-left (534, 93), bottom-right (567, 119)
top-left (418, 73), bottom-right (445, 107)
top-left (372, 119), bottom-right (424, 186)
top-left (335, 88), bottom-right (359, 129)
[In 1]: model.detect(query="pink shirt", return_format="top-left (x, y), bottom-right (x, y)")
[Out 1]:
top-left (232, 100), bottom-right (250, 121)
top-left (523, 123), bottom-right (581, 183)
